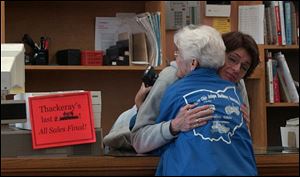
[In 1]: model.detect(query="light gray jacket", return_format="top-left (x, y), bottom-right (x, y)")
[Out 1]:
top-left (131, 64), bottom-right (250, 154)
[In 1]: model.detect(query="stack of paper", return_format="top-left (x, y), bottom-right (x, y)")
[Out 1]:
top-left (136, 12), bottom-right (162, 67)
top-left (281, 117), bottom-right (299, 150)
top-left (238, 5), bottom-right (265, 44)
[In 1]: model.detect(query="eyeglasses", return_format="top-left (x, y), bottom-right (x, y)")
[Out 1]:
top-left (226, 53), bottom-right (250, 74)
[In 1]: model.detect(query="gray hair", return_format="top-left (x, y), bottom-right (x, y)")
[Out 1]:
top-left (174, 25), bottom-right (225, 69)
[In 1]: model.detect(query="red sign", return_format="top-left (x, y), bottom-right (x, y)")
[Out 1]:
top-left (29, 91), bottom-right (96, 149)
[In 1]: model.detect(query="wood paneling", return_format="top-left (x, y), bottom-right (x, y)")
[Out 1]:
top-left (5, 1), bottom-right (146, 64)
top-left (1, 1), bottom-right (4, 43)
top-left (245, 79), bottom-right (267, 149)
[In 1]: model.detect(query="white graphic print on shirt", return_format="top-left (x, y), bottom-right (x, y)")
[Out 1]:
top-left (183, 86), bottom-right (243, 144)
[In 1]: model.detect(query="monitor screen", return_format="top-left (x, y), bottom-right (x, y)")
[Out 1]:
top-left (1, 43), bottom-right (26, 125)
top-left (1, 43), bottom-right (25, 94)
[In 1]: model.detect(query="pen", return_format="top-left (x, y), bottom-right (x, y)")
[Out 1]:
top-left (40, 37), bottom-right (45, 50)
top-left (44, 39), bottom-right (49, 50)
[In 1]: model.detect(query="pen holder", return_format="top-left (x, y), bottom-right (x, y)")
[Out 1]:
top-left (35, 49), bottom-right (49, 65)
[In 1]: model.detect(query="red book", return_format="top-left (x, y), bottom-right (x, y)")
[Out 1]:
top-left (274, 1), bottom-right (282, 45)
top-left (29, 91), bottom-right (96, 149)
top-left (273, 72), bottom-right (281, 102)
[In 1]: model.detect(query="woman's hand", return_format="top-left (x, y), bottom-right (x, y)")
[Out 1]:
top-left (170, 104), bottom-right (214, 135)
top-left (135, 83), bottom-right (152, 109)
top-left (241, 104), bottom-right (251, 135)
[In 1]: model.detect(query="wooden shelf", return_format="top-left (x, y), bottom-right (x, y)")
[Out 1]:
top-left (260, 45), bottom-right (299, 50)
top-left (266, 103), bottom-right (299, 107)
top-left (25, 65), bottom-right (164, 71)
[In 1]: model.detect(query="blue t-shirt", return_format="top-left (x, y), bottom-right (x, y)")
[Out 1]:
top-left (155, 68), bottom-right (257, 176)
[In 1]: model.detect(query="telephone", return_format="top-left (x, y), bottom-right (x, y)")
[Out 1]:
top-left (165, 1), bottom-right (200, 30)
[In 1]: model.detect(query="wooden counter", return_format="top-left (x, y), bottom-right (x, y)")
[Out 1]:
top-left (1, 153), bottom-right (298, 176)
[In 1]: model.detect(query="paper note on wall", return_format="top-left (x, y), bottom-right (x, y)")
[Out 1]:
top-left (212, 18), bottom-right (231, 34)
top-left (238, 5), bottom-right (265, 44)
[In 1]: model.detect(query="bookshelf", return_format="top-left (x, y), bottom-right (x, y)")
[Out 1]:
top-left (260, 44), bottom-right (299, 147)
top-left (266, 103), bottom-right (299, 107)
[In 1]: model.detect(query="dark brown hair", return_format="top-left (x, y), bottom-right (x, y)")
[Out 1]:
top-left (222, 31), bottom-right (260, 78)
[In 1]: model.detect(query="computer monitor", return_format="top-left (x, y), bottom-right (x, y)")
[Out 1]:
top-left (1, 43), bottom-right (26, 126)
top-left (1, 43), bottom-right (25, 94)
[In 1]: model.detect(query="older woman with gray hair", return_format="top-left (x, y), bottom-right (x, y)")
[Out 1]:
top-left (153, 25), bottom-right (257, 175)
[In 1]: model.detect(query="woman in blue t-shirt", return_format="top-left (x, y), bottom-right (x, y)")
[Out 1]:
top-left (154, 25), bottom-right (258, 176)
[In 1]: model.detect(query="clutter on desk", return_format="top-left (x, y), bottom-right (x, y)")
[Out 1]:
top-left (103, 38), bottom-right (129, 66)
top-left (81, 50), bottom-right (104, 66)
top-left (280, 117), bottom-right (299, 151)
top-left (22, 34), bottom-right (49, 65)
top-left (56, 49), bottom-right (81, 65)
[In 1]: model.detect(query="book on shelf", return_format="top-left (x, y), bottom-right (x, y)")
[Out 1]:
top-left (269, 1), bottom-right (278, 45)
top-left (264, 1), bottom-right (298, 45)
top-left (278, 1), bottom-right (286, 45)
top-left (284, 1), bottom-right (292, 45)
top-left (273, 1), bottom-right (282, 45)
top-left (266, 52), bottom-right (274, 103)
top-left (272, 59), bottom-right (281, 102)
top-left (278, 67), bottom-right (292, 102)
top-left (294, 81), bottom-right (299, 97)
top-left (264, 3), bottom-right (273, 45)
top-left (290, 1), bottom-right (298, 45)
top-left (263, 8), bottom-right (268, 45)
top-left (274, 52), bottom-right (299, 103)
top-left (132, 33), bottom-right (148, 65)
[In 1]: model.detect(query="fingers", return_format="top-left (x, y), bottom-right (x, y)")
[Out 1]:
top-left (180, 103), bottom-right (197, 112)
top-left (244, 117), bottom-right (250, 130)
top-left (192, 115), bottom-right (213, 128)
top-left (176, 104), bottom-right (215, 132)
top-left (240, 104), bottom-right (248, 115)
top-left (193, 121), bottom-right (208, 128)
top-left (188, 105), bottom-right (214, 120)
